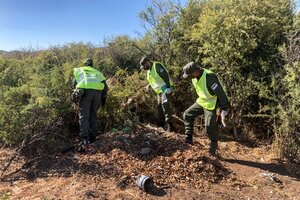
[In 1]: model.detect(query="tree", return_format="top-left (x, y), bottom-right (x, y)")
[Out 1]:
top-left (276, 12), bottom-right (300, 164)
top-left (103, 35), bottom-right (143, 75)
top-left (139, 0), bottom-right (181, 63)
top-left (171, 0), bottom-right (207, 65)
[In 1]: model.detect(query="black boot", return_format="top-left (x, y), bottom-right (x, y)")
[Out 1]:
top-left (185, 134), bottom-right (193, 144)
top-left (209, 141), bottom-right (218, 156)
top-left (167, 122), bottom-right (176, 132)
top-left (77, 139), bottom-right (90, 153)
top-left (89, 135), bottom-right (96, 144)
top-left (157, 121), bottom-right (165, 128)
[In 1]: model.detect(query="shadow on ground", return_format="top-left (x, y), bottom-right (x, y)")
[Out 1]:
top-left (224, 158), bottom-right (300, 181)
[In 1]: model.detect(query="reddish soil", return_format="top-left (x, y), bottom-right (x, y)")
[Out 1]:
top-left (1, 124), bottom-right (299, 200)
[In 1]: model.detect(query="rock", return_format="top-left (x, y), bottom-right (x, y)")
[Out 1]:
top-left (259, 172), bottom-right (282, 184)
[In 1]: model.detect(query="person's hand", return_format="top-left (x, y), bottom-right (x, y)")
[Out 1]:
top-left (221, 110), bottom-right (228, 127)
top-left (221, 110), bottom-right (228, 118)
top-left (143, 85), bottom-right (150, 93)
top-left (164, 88), bottom-right (172, 94)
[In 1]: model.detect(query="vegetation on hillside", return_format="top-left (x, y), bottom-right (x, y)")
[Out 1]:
top-left (0, 0), bottom-right (299, 164)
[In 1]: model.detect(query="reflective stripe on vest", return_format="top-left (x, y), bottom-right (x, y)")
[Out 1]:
top-left (146, 62), bottom-right (173, 94)
top-left (73, 66), bottom-right (105, 90)
top-left (192, 69), bottom-right (217, 110)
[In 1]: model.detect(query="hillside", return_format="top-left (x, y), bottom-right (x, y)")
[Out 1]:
top-left (1, 124), bottom-right (299, 200)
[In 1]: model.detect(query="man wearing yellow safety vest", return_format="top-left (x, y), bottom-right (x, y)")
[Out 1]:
top-left (140, 56), bottom-right (175, 132)
top-left (182, 62), bottom-right (230, 156)
top-left (73, 58), bottom-right (108, 149)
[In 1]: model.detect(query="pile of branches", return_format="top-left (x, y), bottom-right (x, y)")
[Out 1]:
top-left (79, 124), bottom-right (231, 188)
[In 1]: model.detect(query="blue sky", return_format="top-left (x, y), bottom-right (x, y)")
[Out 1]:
top-left (0, 0), bottom-right (299, 51)
top-left (0, 0), bottom-right (186, 51)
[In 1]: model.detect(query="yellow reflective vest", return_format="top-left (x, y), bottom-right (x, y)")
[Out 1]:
top-left (192, 68), bottom-right (217, 110)
top-left (147, 62), bottom-right (173, 94)
top-left (73, 66), bottom-right (105, 90)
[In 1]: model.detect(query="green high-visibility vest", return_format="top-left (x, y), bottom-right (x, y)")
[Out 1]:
top-left (147, 62), bottom-right (173, 94)
top-left (73, 66), bottom-right (105, 90)
top-left (192, 68), bottom-right (217, 110)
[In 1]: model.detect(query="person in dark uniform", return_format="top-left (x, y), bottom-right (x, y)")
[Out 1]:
top-left (73, 58), bottom-right (108, 148)
top-left (182, 62), bottom-right (230, 156)
top-left (140, 56), bottom-right (175, 132)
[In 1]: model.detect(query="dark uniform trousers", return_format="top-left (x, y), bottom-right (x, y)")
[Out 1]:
top-left (183, 102), bottom-right (218, 149)
top-left (79, 89), bottom-right (102, 141)
top-left (157, 93), bottom-right (172, 126)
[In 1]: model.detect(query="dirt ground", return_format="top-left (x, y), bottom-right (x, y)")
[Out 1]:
top-left (0, 124), bottom-right (299, 200)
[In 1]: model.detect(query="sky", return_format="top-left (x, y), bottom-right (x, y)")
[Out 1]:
top-left (297, 0), bottom-right (300, 12)
top-left (0, 0), bottom-right (299, 51)
top-left (0, 0), bottom-right (186, 51)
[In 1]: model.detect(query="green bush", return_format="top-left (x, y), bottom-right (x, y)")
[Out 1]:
top-left (276, 64), bottom-right (300, 164)
top-left (275, 27), bottom-right (300, 164)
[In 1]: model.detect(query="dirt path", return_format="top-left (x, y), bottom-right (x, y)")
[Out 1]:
top-left (0, 127), bottom-right (299, 200)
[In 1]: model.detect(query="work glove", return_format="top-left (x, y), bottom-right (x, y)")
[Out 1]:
top-left (220, 110), bottom-right (228, 127)
top-left (162, 93), bottom-right (168, 103)
top-left (164, 88), bottom-right (172, 95)
top-left (143, 85), bottom-right (150, 93)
